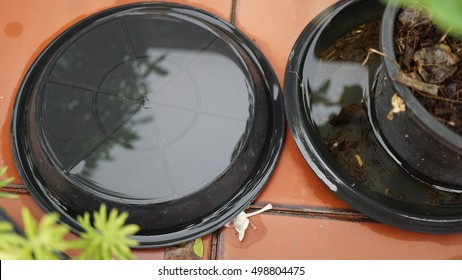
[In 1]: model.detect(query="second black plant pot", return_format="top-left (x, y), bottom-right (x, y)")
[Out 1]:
top-left (371, 3), bottom-right (462, 191)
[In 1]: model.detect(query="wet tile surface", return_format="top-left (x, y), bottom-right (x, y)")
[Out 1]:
top-left (218, 213), bottom-right (462, 260)
top-left (0, 195), bottom-right (46, 227)
top-left (2, 0), bottom-right (462, 260)
top-left (254, 131), bottom-right (351, 210)
top-left (233, 0), bottom-right (338, 83)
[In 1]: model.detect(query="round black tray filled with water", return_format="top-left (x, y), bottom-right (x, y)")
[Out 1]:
top-left (11, 3), bottom-right (284, 247)
top-left (284, 0), bottom-right (462, 233)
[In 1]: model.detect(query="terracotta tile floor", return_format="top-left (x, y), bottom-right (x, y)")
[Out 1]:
top-left (2, 0), bottom-right (462, 260)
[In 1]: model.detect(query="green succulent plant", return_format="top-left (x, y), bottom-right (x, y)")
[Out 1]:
top-left (0, 166), bottom-right (17, 199)
top-left (0, 166), bottom-right (140, 260)
top-left (0, 208), bottom-right (70, 260)
top-left (387, 0), bottom-right (462, 37)
top-left (76, 204), bottom-right (140, 260)
top-left (0, 205), bottom-right (140, 260)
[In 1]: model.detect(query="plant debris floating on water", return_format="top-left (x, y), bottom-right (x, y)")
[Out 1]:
top-left (387, 93), bottom-right (407, 120)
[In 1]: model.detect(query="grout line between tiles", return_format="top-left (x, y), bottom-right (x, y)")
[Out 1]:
top-left (267, 209), bottom-right (375, 223)
top-left (2, 185), bottom-right (29, 194)
top-left (246, 204), bottom-right (375, 223)
top-left (210, 231), bottom-right (219, 260)
top-left (230, 0), bottom-right (238, 25)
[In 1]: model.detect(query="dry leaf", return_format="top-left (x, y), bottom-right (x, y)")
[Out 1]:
top-left (413, 44), bottom-right (460, 84)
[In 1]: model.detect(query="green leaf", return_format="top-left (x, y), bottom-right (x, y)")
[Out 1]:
top-left (18, 207), bottom-right (71, 259)
top-left (0, 221), bottom-right (14, 232)
top-left (0, 166), bottom-right (17, 199)
top-left (76, 204), bottom-right (140, 260)
top-left (385, 0), bottom-right (462, 37)
top-left (0, 191), bottom-right (18, 199)
top-left (0, 177), bottom-right (14, 188)
top-left (192, 238), bottom-right (204, 259)
top-left (0, 166), bottom-right (138, 260)
top-left (22, 207), bottom-right (38, 239)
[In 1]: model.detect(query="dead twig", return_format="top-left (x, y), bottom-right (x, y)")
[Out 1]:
top-left (414, 88), bottom-right (462, 104)
top-left (395, 71), bottom-right (439, 96)
top-left (440, 26), bottom-right (453, 43)
top-left (362, 48), bottom-right (400, 68)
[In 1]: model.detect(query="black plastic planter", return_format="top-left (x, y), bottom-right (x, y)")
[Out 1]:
top-left (11, 3), bottom-right (284, 247)
top-left (372, 4), bottom-right (462, 191)
top-left (285, 0), bottom-right (462, 234)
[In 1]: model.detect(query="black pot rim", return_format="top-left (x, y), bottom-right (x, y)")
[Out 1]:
top-left (10, 2), bottom-right (285, 248)
top-left (285, 0), bottom-right (462, 234)
top-left (380, 3), bottom-right (462, 151)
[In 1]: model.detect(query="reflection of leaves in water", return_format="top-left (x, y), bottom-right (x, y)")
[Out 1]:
top-left (79, 55), bottom-right (169, 178)
top-left (314, 84), bottom-right (364, 135)
top-left (80, 110), bottom-right (153, 178)
top-left (140, 54), bottom-right (169, 77)
top-left (310, 80), bottom-right (337, 133)
top-left (115, 115), bottom-right (153, 149)
top-left (310, 80), bottom-right (332, 105)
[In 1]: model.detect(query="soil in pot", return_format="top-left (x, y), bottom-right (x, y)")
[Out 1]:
top-left (394, 7), bottom-right (462, 135)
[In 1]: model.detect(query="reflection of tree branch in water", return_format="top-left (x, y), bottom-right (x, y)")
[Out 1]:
top-left (140, 54), bottom-right (169, 77)
top-left (78, 54), bottom-right (169, 178)
top-left (310, 80), bottom-right (332, 105)
top-left (79, 115), bottom-right (153, 178)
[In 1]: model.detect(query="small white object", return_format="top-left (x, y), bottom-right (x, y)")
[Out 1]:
top-left (226, 204), bottom-right (273, 241)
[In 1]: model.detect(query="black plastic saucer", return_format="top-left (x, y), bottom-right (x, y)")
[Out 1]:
top-left (11, 3), bottom-right (284, 247)
top-left (285, 0), bottom-right (462, 233)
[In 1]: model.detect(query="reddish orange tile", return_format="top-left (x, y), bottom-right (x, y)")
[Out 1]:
top-left (218, 213), bottom-right (462, 259)
top-left (0, 0), bottom-right (232, 183)
top-left (132, 249), bottom-right (165, 260)
top-left (0, 194), bottom-right (46, 226)
top-left (201, 234), bottom-right (214, 260)
top-left (134, 235), bottom-right (213, 260)
top-left (234, 0), bottom-right (338, 84)
top-left (254, 130), bottom-right (350, 210)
